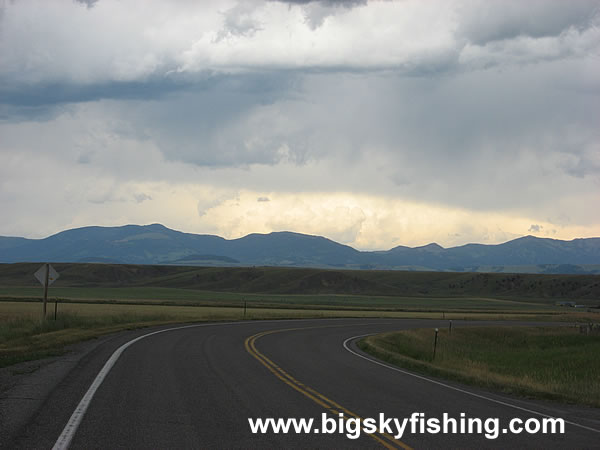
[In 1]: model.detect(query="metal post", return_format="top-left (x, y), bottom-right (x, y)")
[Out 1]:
top-left (42, 263), bottom-right (49, 320)
top-left (449, 320), bottom-right (452, 335)
top-left (54, 299), bottom-right (58, 320)
top-left (433, 328), bottom-right (439, 360)
top-left (244, 301), bottom-right (247, 318)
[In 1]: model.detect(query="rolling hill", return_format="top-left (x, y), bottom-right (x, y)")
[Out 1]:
top-left (1, 263), bottom-right (599, 303)
top-left (1, 224), bottom-right (599, 274)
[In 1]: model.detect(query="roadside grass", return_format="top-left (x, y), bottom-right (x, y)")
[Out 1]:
top-left (0, 312), bottom-right (178, 368)
top-left (358, 326), bottom-right (600, 407)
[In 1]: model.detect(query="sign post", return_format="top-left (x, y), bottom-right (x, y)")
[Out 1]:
top-left (34, 264), bottom-right (59, 320)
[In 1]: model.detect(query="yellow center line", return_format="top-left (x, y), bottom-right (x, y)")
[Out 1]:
top-left (244, 325), bottom-right (413, 450)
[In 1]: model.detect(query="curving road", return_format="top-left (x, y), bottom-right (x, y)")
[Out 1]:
top-left (6, 318), bottom-right (600, 449)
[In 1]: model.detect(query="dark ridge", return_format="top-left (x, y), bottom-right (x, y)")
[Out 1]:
top-left (0, 224), bottom-right (599, 274)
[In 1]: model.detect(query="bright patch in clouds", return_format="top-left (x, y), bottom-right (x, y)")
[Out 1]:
top-left (193, 190), bottom-right (591, 249)
top-left (1, 0), bottom-right (599, 249)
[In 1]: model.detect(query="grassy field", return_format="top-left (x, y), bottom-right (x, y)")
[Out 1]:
top-left (358, 326), bottom-right (600, 407)
top-left (1, 262), bottom-right (598, 370)
top-left (0, 285), bottom-right (564, 312)
top-left (1, 298), bottom-right (597, 370)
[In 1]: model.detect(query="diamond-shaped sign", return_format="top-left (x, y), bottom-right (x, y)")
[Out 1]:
top-left (34, 264), bottom-right (60, 286)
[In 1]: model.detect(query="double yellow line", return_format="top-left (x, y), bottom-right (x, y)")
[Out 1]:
top-left (245, 327), bottom-right (412, 449)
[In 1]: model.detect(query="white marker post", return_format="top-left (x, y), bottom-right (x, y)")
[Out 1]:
top-left (34, 263), bottom-right (59, 320)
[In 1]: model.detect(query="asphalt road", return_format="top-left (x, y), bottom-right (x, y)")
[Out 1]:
top-left (5, 318), bottom-right (600, 449)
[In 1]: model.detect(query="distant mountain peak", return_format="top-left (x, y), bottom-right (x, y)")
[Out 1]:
top-left (516, 235), bottom-right (543, 241)
top-left (145, 223), bottom-right (169, 229)
top-left (417, 243), bottom-right (445, 251)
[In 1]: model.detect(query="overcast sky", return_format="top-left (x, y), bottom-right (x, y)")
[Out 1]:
top-left (1, 0), bottom-right (599, 249)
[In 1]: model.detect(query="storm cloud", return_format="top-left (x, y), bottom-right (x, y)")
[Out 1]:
top-left (0, 0), bottom-right (598, 248)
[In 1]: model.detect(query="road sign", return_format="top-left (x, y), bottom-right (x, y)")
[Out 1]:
top-left (34, 264), bottom-right (59, 286)
top-left (34, 264), bottom-right (60, 319)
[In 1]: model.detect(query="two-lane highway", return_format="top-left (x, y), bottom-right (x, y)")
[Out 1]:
top-left (8, 319), bottom-right (600, 448)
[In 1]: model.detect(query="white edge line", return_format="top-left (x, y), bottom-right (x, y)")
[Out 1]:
top-left (342, 333), bottom-right (600, 435)
top-left (52, 317), bottom-right (346, 450)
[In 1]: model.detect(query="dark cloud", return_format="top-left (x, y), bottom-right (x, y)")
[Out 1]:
top-left (0, 69), bottom-right (301, 114)
top-left (77, 152), bottom-right (93, 165)
top-left (273, 0), bottom-right (368, 29)
top-left (528, 224), bottom-right (541, 232)
top-left (557, 149), bottom-right (600, 179)
top-left (121, 71), bottom-right (303, 167)
top-left (134, 193), bottom-right (152, 203)
top-left (273, 0), bottom-right (366, 4)
top-left (0, 82), bottom-right (184, 123)
top-left (0, 76), bottom-right (199, 109)
top-left (459, 0), bottom-right (600, 45)
top-left (217, 2), bottom-right (263, 41)
top-left (0, 103), bottom-right (68, 123)
top-left (74, 0), bottom-right (99, 8)
top-left (257, 197), bottom-right (270, 202)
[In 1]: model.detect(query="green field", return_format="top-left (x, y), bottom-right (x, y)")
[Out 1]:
top-left (358, 327), bottom-right (600, 407)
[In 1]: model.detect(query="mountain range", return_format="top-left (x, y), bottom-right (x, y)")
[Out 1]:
top-left (1, 224), bottom-right (600, 274)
